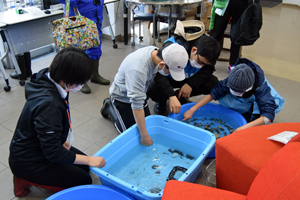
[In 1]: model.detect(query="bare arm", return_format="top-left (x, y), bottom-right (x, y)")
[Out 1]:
top-left (234, 116), bottom-right (265, 132)
top-left (182, 94), bottom-right (214, 121)
top-left (178, 83), bottom-right (192, 99)
top-left (169, 96), bottom-right (181, 114)
top-left (133, 109), bottom-right (153, 146)
top-left (74, 154), bottom-right (106, 168)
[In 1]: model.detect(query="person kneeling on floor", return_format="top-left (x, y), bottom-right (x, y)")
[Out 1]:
top-left (147, 20), bottom-right (221, 115)
top-left (101, 43), bottom-right (188, 146)
top-left (182, 58), bottom-right (285, 132)
top-left (9, 47), bottom-right (106, 197)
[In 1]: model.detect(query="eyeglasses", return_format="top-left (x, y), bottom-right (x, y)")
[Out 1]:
top-left (194, 53), bottom-right (211, 66)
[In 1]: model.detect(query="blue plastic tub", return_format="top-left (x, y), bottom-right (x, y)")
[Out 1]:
top-left (168, 102), bottom-right (247, 158)
top-left (91, 115), bottom-right (215, 200)
top-left (46, 185), bottom-right (134, 200)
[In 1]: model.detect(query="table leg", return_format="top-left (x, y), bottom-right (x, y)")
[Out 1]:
top-left (152, 6), bottom-right (157, 46)
top-left (123, 1), bottom-right (128, 45)
top-left (104, 4), bottom-right (118, 48)
top-left (168, 5), bottom-right (172, 38)
top-left (131, 6), bottom-right (135, 46)
top-left (2, 29), bottom-right (21, 76)
top-left (196, 4), bottom-right (201, 20)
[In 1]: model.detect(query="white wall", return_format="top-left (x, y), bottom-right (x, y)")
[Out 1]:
top-left (283, 0), bottom-right (300, 6)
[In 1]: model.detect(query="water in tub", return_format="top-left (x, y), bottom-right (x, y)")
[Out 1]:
top-left (106, 134), bottom-right (203, 194)
top-left (181, 110), bottom-right (237, 139)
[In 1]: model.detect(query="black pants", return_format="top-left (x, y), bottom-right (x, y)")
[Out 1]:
top-left (212, 0), bottom-right (251, 65)
top-left (147, 75), bottom-right (219, 103)
top-left (23, 147), bottom-right (92, 188)
top-left (113, 99), bottom-right (151, 129)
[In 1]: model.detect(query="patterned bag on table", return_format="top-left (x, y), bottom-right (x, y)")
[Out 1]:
top-left (50, 0), bottom-right (100, 50)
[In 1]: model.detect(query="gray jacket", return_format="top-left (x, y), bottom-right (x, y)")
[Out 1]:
top-left (109, 46), bottom-right (158, 110)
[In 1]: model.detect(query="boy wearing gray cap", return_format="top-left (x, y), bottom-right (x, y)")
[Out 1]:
top-left (101, 43), bottom-right (188, 146)
top-left (182, 58), bottom-right (284, 131)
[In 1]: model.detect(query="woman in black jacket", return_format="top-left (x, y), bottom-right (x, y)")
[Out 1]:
top-left (9, 47), bottom-right (106, 197)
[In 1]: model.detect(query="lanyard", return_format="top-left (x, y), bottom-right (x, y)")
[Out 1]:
top-left (65, 92), bottom-right (74, 148)
top-left (65, 99), bottom-right (72, 129)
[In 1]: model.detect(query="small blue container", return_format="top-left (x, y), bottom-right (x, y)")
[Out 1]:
top-left (46, 185), bottom-right (134, 200)
top-left (168, 102), bottom-right (247, 158)
top-left (91, 115), bottom-right (215, 200)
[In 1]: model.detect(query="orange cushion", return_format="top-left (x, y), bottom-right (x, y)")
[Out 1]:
top-left (162, 180), bottom-right (246, 200)
top-left (247, 142), bottom-right (300, 199)
top-left (216, 123), bottom-right (300, 195)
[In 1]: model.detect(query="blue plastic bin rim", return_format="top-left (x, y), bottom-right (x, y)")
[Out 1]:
top-left (168, 102), bottom-right (247, 125)
top-left (46, 185), bottom-right (135, 200)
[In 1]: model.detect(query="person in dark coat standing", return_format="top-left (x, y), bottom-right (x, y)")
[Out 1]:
top-left (58, 0), bottom-right (110, 93)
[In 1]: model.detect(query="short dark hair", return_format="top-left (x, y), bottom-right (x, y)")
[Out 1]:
top-left (49, 47), bottom-right (92, 86)
top-left (190, 34), bottom-right (221, 66)
top-left (157, 42), bottom-right (173, 60)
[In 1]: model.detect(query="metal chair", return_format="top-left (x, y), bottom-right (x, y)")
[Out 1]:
top-left (0, 30), bottom-right (11, 92)
top-left (131, 6), bottom-right (159, 46)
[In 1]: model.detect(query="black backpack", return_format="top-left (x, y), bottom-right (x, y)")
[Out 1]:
top-left (231, 0), bottom-right (263, 46)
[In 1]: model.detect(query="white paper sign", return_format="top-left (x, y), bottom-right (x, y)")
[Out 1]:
top-left (267, 131), bottom-right (299, 144)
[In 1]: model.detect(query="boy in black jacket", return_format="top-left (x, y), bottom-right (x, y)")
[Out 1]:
top-left (147, 20), bottom-right (221, 115)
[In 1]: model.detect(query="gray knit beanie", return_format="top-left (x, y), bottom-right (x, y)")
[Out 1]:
top-left (227, 64), bottom-right (255, 93)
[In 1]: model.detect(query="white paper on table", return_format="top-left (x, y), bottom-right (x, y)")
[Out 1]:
top-left (267, 131), bottom-right (299, 144)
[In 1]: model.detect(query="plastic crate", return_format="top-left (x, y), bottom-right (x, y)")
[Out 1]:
top-left (91, 115), bottom-right (215, 200)
top-left (168, 102), bottom-right (247, 158)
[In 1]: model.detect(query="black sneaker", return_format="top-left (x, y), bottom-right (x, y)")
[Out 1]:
top-left (100, 98), bottom-right (118, 122)
top-left (154, 101), bottom-right (166, 115)
top-left (100, 98), bottom-right (111, 118)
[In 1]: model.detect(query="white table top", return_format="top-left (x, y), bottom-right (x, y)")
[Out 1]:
top-left (0, 8), bottom-right (63, 25)
top-left (0, 1), bottom-right (120, 25)
top-left (104, 0), bottom-right (120, 4)
top-left (0, 22), bottom-right (6, 28)
top-left (126, 0), bottom-right (203, 6)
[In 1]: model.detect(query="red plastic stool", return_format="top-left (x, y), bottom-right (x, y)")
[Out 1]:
top-left (13, 175), bottom-right (65, 197)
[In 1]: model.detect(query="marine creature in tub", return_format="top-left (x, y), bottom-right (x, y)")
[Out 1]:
top-left (185, 154), bottom-right (195, 160)
top-left (168, 149), bottom-right (195, 160)
top-left (151, 165), bottom-right (159, 169)
top-left (214, 133), bottom-right (220, 139)
top-left (185, 117), bottom-right (234, 138)
top-left (168, 149), bottom-right (184, 156)
top-left (150, 188), bottom-right (162, 193)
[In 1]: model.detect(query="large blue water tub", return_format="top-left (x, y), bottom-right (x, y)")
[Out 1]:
top-left (168, 102), bottom-right (247, 158)
top-left (46, 185), bottom-right (134, 200)
top-left (91, 115), bottom-right (215, 200)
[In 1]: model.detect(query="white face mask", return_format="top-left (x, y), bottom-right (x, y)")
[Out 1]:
top-left (158, 65), bottom-right (168, 76)
top-left (229, 86), bottom-right (253, 97)
top-left (64, 84), bottom-right (83, 93)
top-left (229, 89), bottom-right (244, 97)
top-left (190, 59), bottom-right (203, 69)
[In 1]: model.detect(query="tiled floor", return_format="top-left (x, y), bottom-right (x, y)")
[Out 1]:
top-left (0, 3), bottom-right (299, 199)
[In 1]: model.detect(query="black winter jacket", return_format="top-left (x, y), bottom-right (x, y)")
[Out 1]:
top-left (9, 68), bottom-right (76, 178)
top-left (155, 38), bottom-right (216, 98)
